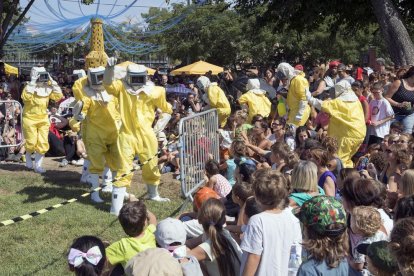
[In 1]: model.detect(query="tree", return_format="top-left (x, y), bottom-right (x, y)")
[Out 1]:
top-left (235, 0), bottom-right (414, 66)
top-left (370, 0), bottom-right (414, 65)
top-left (0, 0), bottom-right (35, 58)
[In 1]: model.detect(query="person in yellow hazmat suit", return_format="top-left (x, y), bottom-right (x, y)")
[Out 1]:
top-left (306, 80), bottom-right (366, 167)
top-left (72, 66), bottom-right (122, 204)
top-left (104, 57), bottom-right (173, 215)
top-left (276, 62), bottom-right (311, 127)
top-left (238, 78), bottom-right (271, 123)
top-left (22, 67), bottom-right (63, 173)
top-left (196, 76), bottom-right (231, 127)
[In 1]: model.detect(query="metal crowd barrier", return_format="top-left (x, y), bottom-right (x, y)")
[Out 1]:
top-left (178, 109), bottom-right (220, 210)
top-left (0, 100), bottom-right (23, 149)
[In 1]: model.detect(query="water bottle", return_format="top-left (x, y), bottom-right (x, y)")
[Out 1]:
top-left (288, 245), bottom-right (301, 276)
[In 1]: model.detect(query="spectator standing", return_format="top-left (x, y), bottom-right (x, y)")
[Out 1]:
top-left (385, 66), bottom-right (414, 134)
top-left (367, 82), bottom-right (395, 145)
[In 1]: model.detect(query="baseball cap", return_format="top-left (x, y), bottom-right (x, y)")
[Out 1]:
top-left (125, 248), bottom-right (183, 276)
top-left (329, 60), bottom-right (340, 69)
top-left (356, 241), bottom-right (398, 273)
top-left (155, 218), bottom-right (187, 249)
top-left (295, 195), bottom-right (346, 236)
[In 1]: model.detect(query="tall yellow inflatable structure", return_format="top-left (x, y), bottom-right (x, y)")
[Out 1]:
top-left (85, 18), bottom-right (108, 69)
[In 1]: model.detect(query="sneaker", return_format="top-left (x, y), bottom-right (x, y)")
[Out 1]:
top-left (71, 159), bottom-right (84, 166)
top-left (5, 154), bottom-right (15, 162)
top-left (60, 159), bottom-right (69, 167)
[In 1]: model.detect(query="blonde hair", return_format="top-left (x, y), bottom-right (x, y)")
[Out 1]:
top-left (352, 206), bottom-right (381, 237)
top-left (291, 161), bottom-right (318, 193)
top-left (401, 170), bottom-right (414, 197)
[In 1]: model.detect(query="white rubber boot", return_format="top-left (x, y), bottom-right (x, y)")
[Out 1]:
top-left (80, 159), bottom-right (90, 184)
top-left (101, 167), bottom-right (113, 193)
top-left (34, 153), bottom-right (46, 173)
top-left (147, 184), bottom-right (170, 202)
top-left (25, 152), bottom-right (33, 169)
top-left (110, 186), bottom-right (126, 216)
top-left (88, 174), bottom-right (104, 203)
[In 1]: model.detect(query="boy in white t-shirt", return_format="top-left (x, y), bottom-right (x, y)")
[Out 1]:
top-left (367, 82), bottom-right (394, 145)
top-left (240, 169), bottom-right (302, 276)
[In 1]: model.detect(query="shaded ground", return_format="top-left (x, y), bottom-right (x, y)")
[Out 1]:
top-left (0, 157), bottom-right (185, 275)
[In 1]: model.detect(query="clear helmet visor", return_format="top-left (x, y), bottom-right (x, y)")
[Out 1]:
top-left (127, 72), bottom-right (147, 87)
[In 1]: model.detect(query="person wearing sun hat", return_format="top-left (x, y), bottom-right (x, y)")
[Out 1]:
top-left (356, 241), bottom-right (399, 276)
top-left (295, 195), bottom-right (350, 275)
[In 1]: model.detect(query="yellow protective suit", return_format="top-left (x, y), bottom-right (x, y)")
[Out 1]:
top-left (238, 91), bottom-right (271, 123)
top-left (207, 84), bottom-right (231, 127)
top-left (322, 99), bottom-right (366, 168)
top-left (21, 86), bottom-right (63, 154)
top-left (105, 80), bottom-right (173, 187)
top-left (287, 75), bottom-right (311, 126)
top-left (72, 77), bottom-right (122, 174)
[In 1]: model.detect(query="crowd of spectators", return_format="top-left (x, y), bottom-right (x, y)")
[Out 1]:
top-left (4, 59), bottom-right (414, 275)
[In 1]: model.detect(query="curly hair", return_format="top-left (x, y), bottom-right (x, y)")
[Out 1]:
top-left (303, 224), bottom-right (349, 268)
top-left (390, 217), bottom-right (414, 273)
top-left (352, 206), bottom-right (381, 237)
top-left (321, 136), bottom-right (339, 157)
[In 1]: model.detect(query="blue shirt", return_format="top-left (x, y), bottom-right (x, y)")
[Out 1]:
top-left (226, 158), bottom-right (236, 186)
top-left (298, 258), bottom-right (350, 276)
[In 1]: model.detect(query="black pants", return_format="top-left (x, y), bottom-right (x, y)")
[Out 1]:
top-left (63, 136), bottom-right (79, 161)
top-left (46, 131), bottom-right (65, 157)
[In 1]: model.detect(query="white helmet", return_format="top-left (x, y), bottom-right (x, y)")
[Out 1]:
top-left (87, 66), bottom-right (105, 90)
top-left (196, 76), bottom-right (211, 92)
top-left (126, 64), bottom-right (147, 88)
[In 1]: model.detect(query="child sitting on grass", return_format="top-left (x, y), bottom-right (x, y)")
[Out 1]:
top-left (203, 159), bottom-right (232, 199)
top-left (106, 201), bottom-right (157, 272)
top-left (68, 235), bottom-right (106, 276)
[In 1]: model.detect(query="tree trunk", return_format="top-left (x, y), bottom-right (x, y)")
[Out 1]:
top-left (0, 0), bottom-right (36, 59)
top-left (370, 0), bottom-right (414, 66)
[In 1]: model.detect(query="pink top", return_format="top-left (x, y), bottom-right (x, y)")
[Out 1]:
top-left (213, 174), bottom-right (232, 198)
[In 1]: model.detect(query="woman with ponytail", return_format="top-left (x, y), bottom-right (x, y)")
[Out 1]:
top-left (189, 198), bottom-right (242, 276)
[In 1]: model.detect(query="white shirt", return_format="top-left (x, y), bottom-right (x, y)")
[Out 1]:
top-left (368, 98), bottom-right (394, 138)
top-left (240, 207), bottom-right (302, 276)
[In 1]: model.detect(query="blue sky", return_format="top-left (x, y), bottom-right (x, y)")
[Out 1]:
top-left (22, 0), bottom-right (184, 25)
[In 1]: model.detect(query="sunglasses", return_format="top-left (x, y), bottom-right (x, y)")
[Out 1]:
top-left (272, 122), bottom-right (282, 127)
top-left (390, 140), bottom-right (399, 144)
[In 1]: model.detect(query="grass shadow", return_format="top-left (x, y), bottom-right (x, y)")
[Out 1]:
top-left (17, 185), bottom-right (96, 205)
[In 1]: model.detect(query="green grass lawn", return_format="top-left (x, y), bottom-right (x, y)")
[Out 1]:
top-left (0, 161), bottom-right (185, 275)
